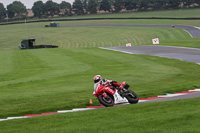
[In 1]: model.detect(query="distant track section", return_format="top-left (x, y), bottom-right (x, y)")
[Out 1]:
top-left (1, 17), bottom-right (200, 25)
top-left (101, 45), bottom-right (200, 64)
top-left (61, 24), bottom-right (200, 38)
top-left (0, 23), bottom-right (200, 38)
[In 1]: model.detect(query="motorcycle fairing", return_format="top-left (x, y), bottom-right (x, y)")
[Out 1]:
top-left (94, 83), bottom-right (115, 96)
top-left (113, 91), bottom-right (128, 104)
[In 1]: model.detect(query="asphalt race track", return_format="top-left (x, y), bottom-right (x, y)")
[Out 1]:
top-left (101, 45), bottom-right (200, 64)
top-left (101, 45), bottom-right (200, 101)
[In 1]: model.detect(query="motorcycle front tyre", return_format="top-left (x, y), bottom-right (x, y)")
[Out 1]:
top-left (97, 94), bottom-right (114, 107)
top-left (125, 90), bottom-right (139, 104)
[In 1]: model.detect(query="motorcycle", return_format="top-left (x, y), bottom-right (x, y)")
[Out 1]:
top-left (93, 81), bottom-right (139, 107)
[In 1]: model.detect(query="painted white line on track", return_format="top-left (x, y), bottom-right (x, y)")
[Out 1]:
top-left (57, 108), bottom-right (94, 113)
top-left (157, 94), bottom-right (185, 97)
top-left (138, 100), bottom-right (148, 103)
top-left (194, 26), bottom-right (200, 30)
top-left (57, 110), bottom-right (75, 113)
top-left (7, 116), bottom-right (27, 120)
top-left (99, 47), bottom-right (135, 55)
top-left (182, 29), bottom-right (193, 38)
top-left (189, 89), bottom-right (200, 92)
top-left (72, 108), bottom-right (95, 111)
top-left (0, 119), bottom-right (8, 122)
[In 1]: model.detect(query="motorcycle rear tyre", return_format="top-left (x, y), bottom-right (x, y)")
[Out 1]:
top-left (124, 90), bottom-right (139, 104)
top-left (97, 94), bottom-right (114, 107)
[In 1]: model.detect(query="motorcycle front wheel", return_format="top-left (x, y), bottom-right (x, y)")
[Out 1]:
top-left (124, 90), bottom-right (139, 104)
top-left (97, 94), bottom-right (114, 107)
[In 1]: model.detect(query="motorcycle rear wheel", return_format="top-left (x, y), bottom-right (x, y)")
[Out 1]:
top-left (97, 94), bottom-right (114, 107)
top-left (124, 90), bottom-right (139, 104)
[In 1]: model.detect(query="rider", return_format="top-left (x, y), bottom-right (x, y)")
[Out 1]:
top-left (93, 75), bottom-right (123, 96)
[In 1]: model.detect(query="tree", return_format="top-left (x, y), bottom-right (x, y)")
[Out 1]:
top-left (100, 0), bottom-right (111, 12)
top-left (60, 1), bottom-right (72, 16)
top-left (168, 0), bottom-right (181, 9)
top-left (154, 0), bottom-right (169, 9)
top-left (81, 0), bottom-right (88, 14)
top-left (181, 0), bottom-right (193, 7)
top-left (88, 0), bottom-right (97, 14)
top-left (138, 0), bottom-right (149, 11)
top-left (32, 1), bottom-right (45, 18)
top-left (7, 4), bottom-right (14, 19)
top-left (7, 1), bottom-right (27, 19)
top-left (113, 0), bottom-right (124, 12)
top-left (44, 0), bottom-right (60, 17)
top-left (60, 1), bottom-right (71, 9)
top-left (194, 0), bottom-right (200, 5)
top-left (109, 0), bottom-right (115, 12)
top-left (73, 0), bottom-right (84, 15)
top-left (124, 0), bottom-right (137, 11)
top-left (0, 3), bottom-right (6, 20)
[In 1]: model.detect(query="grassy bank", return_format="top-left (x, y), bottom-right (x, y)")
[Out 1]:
top-left (0, 48), bottom-right (200, 119)
top-left (0, 97), bottom-right (200, 133)
top-left (0, 25), bottom-right (194, 50)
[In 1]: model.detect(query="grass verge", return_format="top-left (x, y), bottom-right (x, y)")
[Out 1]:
top-left (0, 48), bottom-right (200, 119)
top-left (0, 25), bottom-right (194, 50)
top-left (0, 97), bottom-right (200, 133)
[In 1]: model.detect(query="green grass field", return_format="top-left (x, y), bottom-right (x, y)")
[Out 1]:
top-left (0, 26), bottom-right (192, 49)
top-left (1, 97), bottom-right (200, 133)
top-left (0, 47), bottom-right (200, 119)
top-left (61, 8), bottom-right (200, 19)
top-left (0, 8), bottom-right (200, 133)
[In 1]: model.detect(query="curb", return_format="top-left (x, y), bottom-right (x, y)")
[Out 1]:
top-left (1, 89), bottom-right (200, 122)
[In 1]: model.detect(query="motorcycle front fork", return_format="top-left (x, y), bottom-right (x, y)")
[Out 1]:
top-left (118, 88), bottom-right (128, 98)
top-left (102, 92), bottom-right (107, 98)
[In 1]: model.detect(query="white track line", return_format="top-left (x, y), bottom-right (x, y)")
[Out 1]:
top-left (194, 26), bottom-right (200, 30)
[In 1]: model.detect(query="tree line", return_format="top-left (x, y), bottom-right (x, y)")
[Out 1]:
top-left (0, 0), bottom-right (200, 20)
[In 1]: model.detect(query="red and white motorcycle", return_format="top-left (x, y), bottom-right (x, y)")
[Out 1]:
top-left (93, 82), bottom-right (139, 107)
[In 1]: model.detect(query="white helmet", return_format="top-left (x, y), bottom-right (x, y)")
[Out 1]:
top-left (93, 75), bottom-right (102, 83)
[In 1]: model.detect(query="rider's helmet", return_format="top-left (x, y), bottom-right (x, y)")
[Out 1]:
top-left (93, 75), bottom-right (102, 83)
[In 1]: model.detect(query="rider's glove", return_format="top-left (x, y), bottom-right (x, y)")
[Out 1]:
top-left (119, 85), bottom-right (123, 89)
